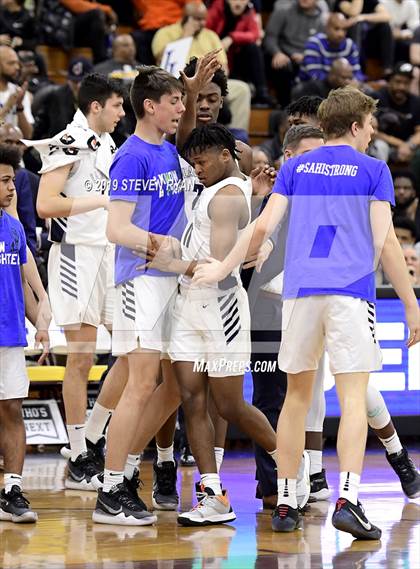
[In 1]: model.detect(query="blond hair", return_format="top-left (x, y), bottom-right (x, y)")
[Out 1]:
top-left (318, 86), bottom-right (377, 139)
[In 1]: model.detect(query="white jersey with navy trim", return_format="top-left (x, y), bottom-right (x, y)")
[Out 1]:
top-left (180, 175), bottom-right (252, 292)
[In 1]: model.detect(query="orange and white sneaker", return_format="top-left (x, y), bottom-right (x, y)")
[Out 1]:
top-left (178, 488), bottom-right (236, 526)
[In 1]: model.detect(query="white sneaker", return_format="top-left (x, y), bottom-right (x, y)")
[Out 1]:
top-left (178, 488), bottom-right (236, 526)
top-left (296, 451), bottom-right (311, 509)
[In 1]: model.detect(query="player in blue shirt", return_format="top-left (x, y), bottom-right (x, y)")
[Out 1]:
top-left (193, 86), bottom-right (420, 539)
top-left (0, 144), bottom-right (49, 523)
top-left (92, 66), bottom-right (186, 526)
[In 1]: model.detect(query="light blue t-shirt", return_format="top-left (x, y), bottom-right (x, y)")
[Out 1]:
top-left (272, 145), bottom-right (395, 302)
top-left (0, 211), bottom-right (27, 347)
top-left (109, 135), bottom-right (185, 285)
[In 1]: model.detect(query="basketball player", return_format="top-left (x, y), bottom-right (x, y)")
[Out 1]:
top-left (193, 86), bottom-right (420, 539)
top-left (36, 74), bottom-right (126, 489)
top-left (141, 124), bottom-right (277, 525)
top-left (92, 66), bottom-right (186, 525)
top-left (0, 144), bottom-right (49, 522)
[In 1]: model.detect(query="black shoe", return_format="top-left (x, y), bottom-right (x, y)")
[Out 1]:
top-left (93, 483), bottom-right (157, 526)
top-left (271, 504), bottom-right (302, 532)
top-left (386, 448), bottom-right (420, 499)
top-left (65, 451), bottom-right (101, 490)
top-left (332, 498), bottom-right (381, 540)
top-left (152, 460), bottom-right (179, 510)
top-left (61, 436), bottom-right (106, 468)
top-left (310, 469), bottom-right (332, 502)
top-left (0, 486), bottom-right (38, 523)
top-left (124, 469), bottom-right (148, 510)
top-left (180, 444), bottom-right (196, 467)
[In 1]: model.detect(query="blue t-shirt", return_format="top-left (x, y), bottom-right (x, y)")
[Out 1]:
top-left (109, 135), bottom-right (185, 285)
top-left (0, 211), bottom-right (27, 347)
top-left (272, 145), bottom-right (395, 302)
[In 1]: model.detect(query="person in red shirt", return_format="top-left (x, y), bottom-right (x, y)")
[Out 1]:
top-left (206, 0), bottom-right (273, 107)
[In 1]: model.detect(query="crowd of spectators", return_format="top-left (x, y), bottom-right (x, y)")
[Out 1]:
top-left (0, 0), bottom-right (419, 286)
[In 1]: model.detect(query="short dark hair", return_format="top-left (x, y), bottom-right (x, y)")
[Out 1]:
top-left (0, 144), bottom-right (20, 170)
top-left (393, 215), bottom-right (417, 238)
top-left (283, 124), bottom-right (324, 152)
top-left (392, 170), bottom-right (416, 187)
top-left (286, 96), bottom-right (323, 119)
top-left (182, 123), bottom-right (238, 160)
top-left (130, 65), bottom-right (183, 119)
top-left (183, 57), bottom-right (229, 97)
top-left (78, 73), bottom-right (125, 115)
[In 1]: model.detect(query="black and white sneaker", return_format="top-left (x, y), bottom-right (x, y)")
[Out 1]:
top-left (152, 460), bottom-right (179, 510)
top-left (93, 483), bottom-right (157, 526)
top-left (65, 451), bottom-right (101, 490)
top-left (332, 498), bottom-right (382, 540)
top-left (92, 469), bottom-right (147, 509)
top-left (386, 448), bottom-right (420, 499)
top-left (61, 437), bottom-right (106, 469)
top-left (0, 486), bottom-right (38, 523)
top-left (309, 469), bottom-right (332, 502)
top-left (271, 504), bottom-right (302, 532)
top-left (180, 444), bottom-right (196, 467)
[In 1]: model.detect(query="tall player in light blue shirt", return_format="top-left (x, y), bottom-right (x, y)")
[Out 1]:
top-left (193, 86), bottom-right (420, 539)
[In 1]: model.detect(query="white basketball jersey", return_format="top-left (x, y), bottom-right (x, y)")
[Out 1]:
top-left (180, 175), bottom-right (252, 292)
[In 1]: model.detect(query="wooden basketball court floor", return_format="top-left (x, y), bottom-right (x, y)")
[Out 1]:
top-left (1, 449), bottom-right (419, 569)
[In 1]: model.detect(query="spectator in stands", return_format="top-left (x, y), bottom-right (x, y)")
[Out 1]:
top-left (0, 45), bottom-right (32, 138)
top-left (131, 0), bottom-right (193, 65)
top-left (367, 114), bottom-right (390, 162)
top-left (59, 0), bottom-right (117, 63)
top-left (206, 0), bottom-right (272, 107)
top-left (0, 0), bottom-right (37, 51)
top-left (300, 12), bottom-right (363, 82)
top-left (252, 146), bottom-right (271, 169)
top-left (152, 2), bottom-right (252, 133)
top-left (374, 62), bottom-right (420, 163)
top-left (264, 0), bottom-right (325, 107)
top-left (292, 57), bottom-right (354, 99)
top-left (286, 94), bottom-right (322, 126)
top-left (94, 34), bottom-right (138, 82)
top-left (382, 0), bottom-right (420, 63)
top-left (32, 57), bottom-right (93, 140)
top-left (393, 216), bottom-right (417, 246)
top-left (402, 245), bottom-right (420, 285)
top-left (334, 0), bottom-right (393, 75)
top-left (258, 109), bottom-right (289, 167)
top-left (393, 170), bottom-right (420, 239)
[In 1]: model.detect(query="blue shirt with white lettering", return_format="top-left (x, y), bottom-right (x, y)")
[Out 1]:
top-left (109, 135), bottom-right (185, 285)
top-left (272, 145), bottom-right (395, 302)
top-left (0, 211), bottom-right (27, 346)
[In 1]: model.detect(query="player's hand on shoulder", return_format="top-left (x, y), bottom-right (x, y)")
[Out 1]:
top-left (250, 165), bottom-right (277, 197)
top-left (406, 303), bottom-right (420, 347)
top-left (192, 257), bottom-right (226, 285)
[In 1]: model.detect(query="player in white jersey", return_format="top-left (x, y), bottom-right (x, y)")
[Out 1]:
top-left (140, 124), bottom-right (277, 525)
top-left (36, 74), bottom-right (125, 489)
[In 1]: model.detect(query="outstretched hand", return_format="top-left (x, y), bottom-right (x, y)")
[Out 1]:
top-left (250, 165), bottom-right (277, 198)
top-left (179, 49), bottom-right (222, 95)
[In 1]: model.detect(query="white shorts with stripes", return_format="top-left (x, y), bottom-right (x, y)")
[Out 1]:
top-left (169, 285), bottom-right (251, 377)
top-left (278, 295), bottom-right (383, 375)
top-left (112, 275), bottom-right (178, 355)
top-left (48, 243), bottom-right (115, 328)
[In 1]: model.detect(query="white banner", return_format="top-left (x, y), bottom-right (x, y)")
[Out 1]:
top-left (22, 399), bottom-right (68, 445)
top-left (161, 37), bottom-right (193, 77)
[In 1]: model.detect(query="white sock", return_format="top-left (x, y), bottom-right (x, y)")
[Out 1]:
top-left (277, 478), bottom-right (297, 508)
top-left (4, 473), bottom-right (22, 494)
top-left (85, 402), bottom-right (112, 444)
top-left (201, 473), bottom-right (222, 495)
top-left (307, 449), bottom-right (323, 476)
top-left (157, 444), bottom-right (174, 465)
top-left (380, 432), bottom-right (403, 456)
top-left (67, 424), bottom-right (87, 461)
top-left (339, 471), bottom-right (360, 505)
top-left (103, 469), bottom-right (124, 493)
top-left (124, 453), bottom-right (141, 480)
top-left (214, 447), bottom-right (224, 473)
